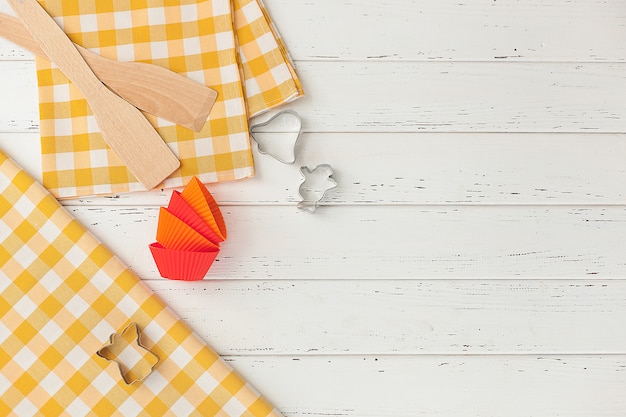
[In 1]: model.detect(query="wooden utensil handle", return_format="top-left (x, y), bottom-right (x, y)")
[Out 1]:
top-left (8, 0), bottom-right (180, 190)
top-left (0, 12), bottom-right (216, 131)
top-left (10, 1), bottom-right (101, 92)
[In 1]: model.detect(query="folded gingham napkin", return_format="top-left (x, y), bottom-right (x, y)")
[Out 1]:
top-left (0, 151), bottom-right (283, 416)
top-left (36, 0), bottom-right (303, 198)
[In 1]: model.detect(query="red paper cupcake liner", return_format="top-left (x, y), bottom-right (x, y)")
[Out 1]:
top-left (149, 242), bottom-right (219, 281)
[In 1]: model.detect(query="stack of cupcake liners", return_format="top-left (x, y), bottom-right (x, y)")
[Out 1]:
top-left (150, 177), bottom-right (227, 281)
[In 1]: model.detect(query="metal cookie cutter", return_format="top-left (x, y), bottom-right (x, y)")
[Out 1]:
top-left (298, 164), bottom-right (337, 213)
top-left (249, 110), bottom-right (302, 164)
top-left (250, 110), bottom-right (337, 212)
top-left (96, 322), bottom-right (159, 385)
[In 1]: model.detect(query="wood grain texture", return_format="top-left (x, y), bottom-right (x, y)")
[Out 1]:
top-left (3, 131), bottom-right (620, 207)
top-left (0, 61), bottom-right (37, 133)
top-left (148, 279), bottom-right (626, 355)
top-left (263, 0), bottom-right (626, 63)
top-left (288, 62), bottom-right (626, 133)
top-left (3, 61), bottom-right (626, 133)
top-left (226, 355), bottom-right (626, 417)
top-left (2, 0), bottom-right (626, 63)
top-left (67, 205), bottom-right (626, 280)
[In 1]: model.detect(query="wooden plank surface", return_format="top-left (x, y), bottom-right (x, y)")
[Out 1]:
top-left (264, 0), bottom-right (626, 63)
top-left (3, 61), bottom-right (626, 133)
top-left (5, 130), bottom-right (626, 206)
top-left (289, 62), bottom-right (626, 133)
top-left (1, 0), bottom-right (625, 414)
top-left (226, 355), bottom-right (626, 417)
top-left (0, 61), bottom-right (37, 133)
top-left (1, 0), bottom-right (625, 63)
top-left (68, 205), bottom-right (626, 280)
top-left (149, 279), bottom-right (626, 355)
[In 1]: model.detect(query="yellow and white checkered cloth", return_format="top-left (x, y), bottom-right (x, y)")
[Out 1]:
top-left (36, 0), bottom-right (303, 198)
top-left (0, 151), bottom-right (283, 416)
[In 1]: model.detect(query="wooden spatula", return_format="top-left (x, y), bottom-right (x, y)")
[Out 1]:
top-left (0, 12), bottom-right (216, 132)
top-left (8, 0), bottom-right (180, 190)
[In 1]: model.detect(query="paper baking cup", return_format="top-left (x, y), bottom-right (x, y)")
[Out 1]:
top-left (167, 191), bottom-right (224, 246)
top-left (181, 177), bottom-right (227, 241)
top-left (149, 242), bottom-right (219, 281)
top-left (156, 207), bottom-right (219, 252)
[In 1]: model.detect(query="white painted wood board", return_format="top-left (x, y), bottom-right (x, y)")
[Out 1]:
top-left (2, 1), bottom-right (626, 63)
top-left (149, 279), bottom-right (626, 355)
top-left (66, 205), bottom-right (626, 280)
top-left (262, 0), bottom-right (626, 63)
top-left (3, 61), bottom-right (626, 133)
top-left (1, 0), bottom-right (625, 415)
top-left (226, 355), bottom-right (626, 417)
top-left (5, 132), bottom-right (626, 206)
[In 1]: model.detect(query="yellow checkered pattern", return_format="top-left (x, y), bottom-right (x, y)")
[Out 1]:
top-left (36, 0), bottom-right (303, 199)
top-left (0, 151), bottom-right (283, 417)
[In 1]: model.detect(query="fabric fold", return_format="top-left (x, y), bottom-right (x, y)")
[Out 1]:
top-left (0, 150), bottom-right (283, 416)
top-left (36, 0), bottom-right (303, 199)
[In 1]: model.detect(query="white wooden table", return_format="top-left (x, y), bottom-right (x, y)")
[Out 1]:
top-left (2, 1), bottom-right (626, 415)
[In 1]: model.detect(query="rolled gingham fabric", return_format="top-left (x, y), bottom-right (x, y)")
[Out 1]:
top-left (35, 0), bottom-right (303, 198)
top-left (0, 150), bottom-right (283, 416)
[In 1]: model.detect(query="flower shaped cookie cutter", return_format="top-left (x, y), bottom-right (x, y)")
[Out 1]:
top-left (96, 322), bottom-right (159, 385)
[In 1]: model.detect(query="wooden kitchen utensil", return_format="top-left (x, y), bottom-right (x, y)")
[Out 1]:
top-left (8, 0), bottom-right (180, 190)
top-left (0, 12), bottom-right (216, 131)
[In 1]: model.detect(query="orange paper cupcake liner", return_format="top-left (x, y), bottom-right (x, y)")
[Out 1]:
top-left (156, 207), bottom-right (219, 252)
top-left (181, 177), bottom-right (227, 241)
top-left (151, 177), bottom-right (226, 281)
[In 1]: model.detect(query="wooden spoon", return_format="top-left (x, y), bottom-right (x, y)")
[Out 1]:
top-left (8, 0), bottom-right (180, 190)
top-left (0, 12), bottom-right (216, 132)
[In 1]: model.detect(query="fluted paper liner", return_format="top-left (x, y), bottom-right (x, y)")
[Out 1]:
top-left (151, 177), bottom-right (226, 280)
top-left (156, 207), bottom-right (219, 252)
top-left (168, 190), bottom-right (224, 245)
top-left (149, 242), bottom-right (219, 281)
top-left (181, 177), bottom-right (227, 241)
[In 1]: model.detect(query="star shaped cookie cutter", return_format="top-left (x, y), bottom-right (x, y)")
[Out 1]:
top-left (96, 322), bottom-right (159, 385)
